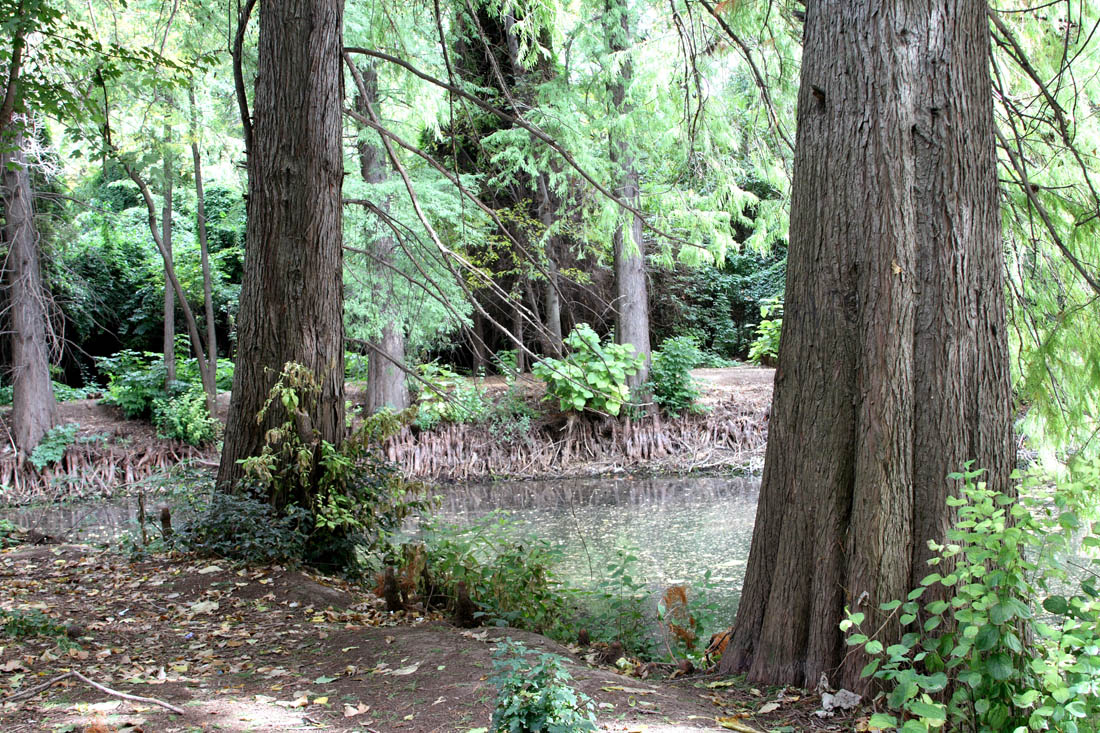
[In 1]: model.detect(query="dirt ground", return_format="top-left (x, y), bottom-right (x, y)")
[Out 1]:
top-left (0, 543), bottom-right (868, 733)
top-left (0, 367), bottom-right (875, 733)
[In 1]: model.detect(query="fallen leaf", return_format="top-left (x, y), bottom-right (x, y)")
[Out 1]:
top-left (716, 717), bottom-right (760, 732)
top-left (343, 703), bottom-right (370, 717)
top-left (388, 662), bottom-right (420, 676)
top-left (601, 685), bottom-right (655, 695)
top-left (198, 565), bottom-right (222, 575)
top-left (758, 701), bottom-right (780, 714)
top-left (705, 679), bottom-right (738, 689)
top-left (312, 696), bottom-right (328, 705)
top-left (314, 676), bottom-right (337, 684)
top-left (188, 600), bottom-right (219, 615)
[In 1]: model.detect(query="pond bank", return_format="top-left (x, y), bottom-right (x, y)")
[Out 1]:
top-left (0, 366), bottom-right (773, 506)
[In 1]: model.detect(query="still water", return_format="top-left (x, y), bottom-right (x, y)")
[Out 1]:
top-left (3, 475), bottom-right (762, 615)
top-left (435, 475), bottom-right (761, 617)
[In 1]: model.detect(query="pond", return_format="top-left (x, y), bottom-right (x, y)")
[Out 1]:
top-left (2, 474), bottom-right (762, 620)
top-left (434, 475), bottom-right (760, 621)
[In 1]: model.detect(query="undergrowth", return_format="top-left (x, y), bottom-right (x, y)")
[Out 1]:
top-left (843, 460), bottom-right (1100, 733)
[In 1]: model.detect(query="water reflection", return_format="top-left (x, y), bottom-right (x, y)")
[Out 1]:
top-left (436, 475), bottom-right (761, 618)
top-left (2, 498), bottom-right (157, 545)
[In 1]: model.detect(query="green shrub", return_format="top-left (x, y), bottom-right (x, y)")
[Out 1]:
top-left (414, 361), bottom-right (490, 429)
top-left (533, 324), bottom-right (644, 416)
top-left (1, 608), bottom-right (77, 649)
top-left (29, 422), bottom-right (79, 470)
top-left (345, 351), bottom-right (370, 381)
top-left (648, 336), bottom-right (705, 417)
top-left (747, 297), bottom-right (782, 365)
top-left (152, 385), bottom-right (219, 446)
top-left (842, 461), bottom-right (1100, 733)
top-left (241, 362), bottom-right (433, 575)
top-left (419, 514), bottom-right (568, 632)
top-left (176, 489), bottom-right (311, 566)
top-left (96, 350), bottom-right (168, 418)
top-left (490, 639), bottom-right (598, 733)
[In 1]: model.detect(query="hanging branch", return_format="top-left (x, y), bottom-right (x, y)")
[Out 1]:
top-left (696, 0), bottom-right (793, 153)
top-left (989, 8), bottom-right (1100, 220)
top-left (344, 46), bottom-right (705, 252)
top-left (994, 126), bottom-right (1100, 297)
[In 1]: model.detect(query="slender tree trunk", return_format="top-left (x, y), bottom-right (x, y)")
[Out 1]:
top-left (161, 123), bottom-right (175, 384)
top-left (355, 64), bottom-right (409, 413)
top-left (511, 295), bottom-right (526, 372)
top-left (1, 125), bottom-right (55, 454)
top-left (472, 309), bottom-right (488, 372)
top-left (217, 0), bottom-right (345, 499)
top-left (536, 173), bottom-right (563, 357)
top-left (722, 0), bottom-right (1013, 691)
top-left (605, 0), bottom-right (650, 388)
top-left (190, 88), bottom-right (218, 417)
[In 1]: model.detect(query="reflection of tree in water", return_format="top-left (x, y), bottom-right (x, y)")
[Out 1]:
top-left (438, 476), bottom-right (759, 513)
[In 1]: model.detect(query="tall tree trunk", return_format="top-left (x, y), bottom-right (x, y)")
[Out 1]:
top-left (1, 126), bottom-right (55, 454)
top-left (356, 64), bottom-right (409, 414)
top-left (217, 0), bottom-right (345, 500)
top-left (536, 173), bottom-right (563, 357)
top-left (161, 123), bottom-right (175, 384)
top-left (721, 0), bottom-right (1013, 691)
top-left (605, 0), bottom-right (650, 389)
top-left (190, 88), bottom-right (218, 417)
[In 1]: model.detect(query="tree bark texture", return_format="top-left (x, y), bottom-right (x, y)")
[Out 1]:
top-left (1, 128), bottom-right (55, 454)
top-left (218, 0), bottom-right (345, 494)
top-left (606, 0), bottom-right (650, 388)
top-left (722, 0), bottom-right (1013, 691)
top-left (356, 65), bottom-right (409, 414)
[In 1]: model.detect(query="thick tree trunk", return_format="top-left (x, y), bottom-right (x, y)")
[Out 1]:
top-left (356, 64), bottom-right (409, 414)
top-left (1, 127), bottom-right (55, 454)
top-left (722, 0), bottom-right (1013, 691)
top-left (606, 0), bottom-right (650, 388)
top-left (162, 126), bottom-right (175, 384)
top-left (217, 0), bottom-right (345, 498)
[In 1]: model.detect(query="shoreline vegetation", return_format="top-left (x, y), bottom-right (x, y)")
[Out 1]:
top-left (0, 366), bottom-right (773, 507)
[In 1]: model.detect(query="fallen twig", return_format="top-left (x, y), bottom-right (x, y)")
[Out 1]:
top-left (2, 670), bottom-right (186, 715)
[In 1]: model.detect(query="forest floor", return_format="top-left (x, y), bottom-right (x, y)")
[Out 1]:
top-left (0, 542), bottom-right (869, 733)
top-left (0, 366), bottom-right (877, 732)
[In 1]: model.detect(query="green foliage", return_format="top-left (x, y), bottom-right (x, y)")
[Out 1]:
top-left (648, 336), bottom-right (705, 417)
top-left (0, 380), bottom-right (94, 406)
top-left (653, 252), bottom-right (787, 361)
top-left (575, 547), bottom-right (655, 657)
top-left (533, 324), bottom-right (644, 416)
top-left (152, 385), bottom-right (218, 446)
top-left (490, 639), bottom-right (598, 733)
top-left (841, 462), bottom-right (1100, 733)
top-left (345, 351), bottom-right (370, 382)
top-left (176, 489), bottom-right (311, 566)
top-left (28, 422), bottom-right (79, 470)
top-left (95, 350), bottom-right (168, 418)
top-left (419, 514), bottom-right (568, 633)
top-left (413, 362), bottom-right (490, 430)
top-left (0, 608), bottom-right (77, 649)
top-left (240, 362), bottom-right (433, 575)
top-left (0, 519), bottom-right (19, 548)
top-left (747, 297), bottom-right (782, 365)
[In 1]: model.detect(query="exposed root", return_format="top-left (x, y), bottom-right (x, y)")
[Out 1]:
top-left (384, 404), bottom-right (768, 481)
